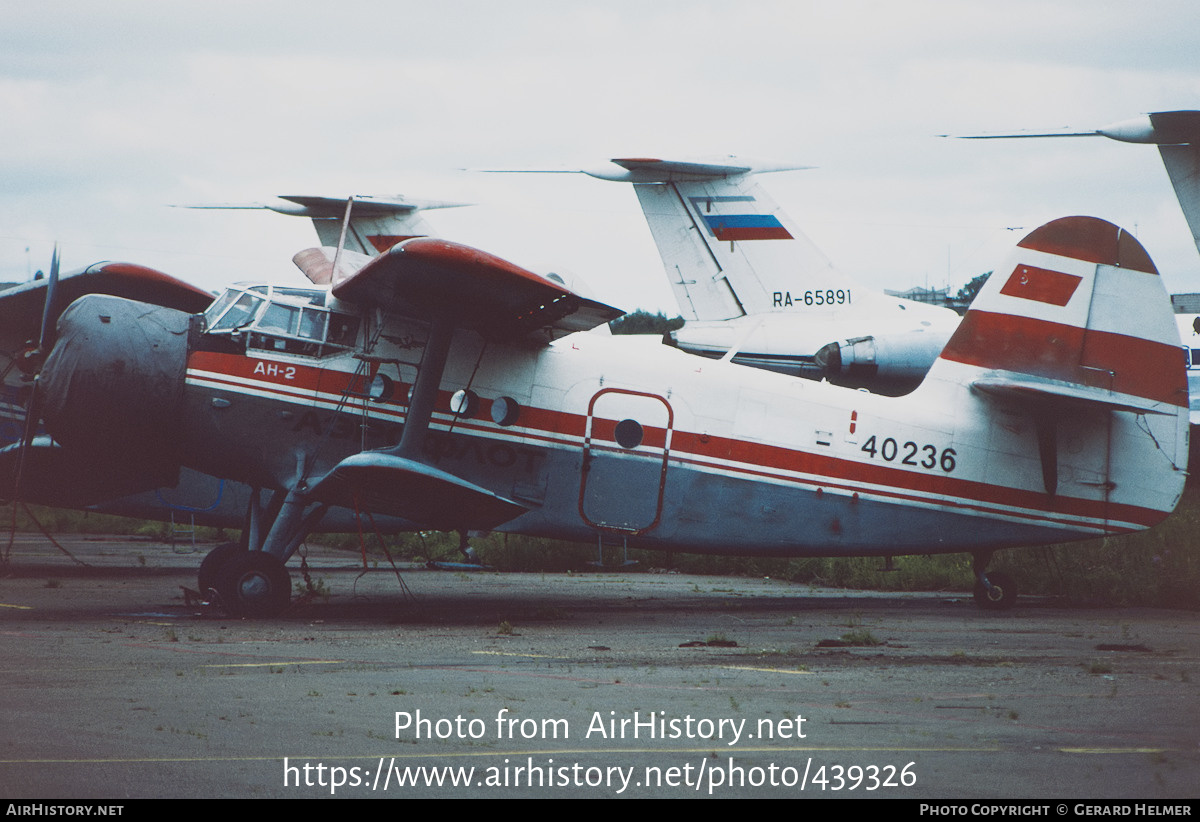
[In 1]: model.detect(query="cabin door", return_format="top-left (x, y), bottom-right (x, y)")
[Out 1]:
top-left (579, 388), bottom-right (673, 533)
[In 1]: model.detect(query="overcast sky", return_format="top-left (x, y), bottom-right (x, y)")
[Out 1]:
top-left (2, 0), bottom-right (1198, 313)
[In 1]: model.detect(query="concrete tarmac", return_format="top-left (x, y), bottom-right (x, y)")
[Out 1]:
top-left (1, 536), bottom-right (1198, 799)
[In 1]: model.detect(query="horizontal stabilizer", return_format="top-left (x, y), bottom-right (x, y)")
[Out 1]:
top-left (175, 194), bottom-right (469, 217)
top-left (953, 112), bottom-right (1200, 257)
top-left (478, 155), bottom-right (809, 183)
top-left (277, 195), bottom-right (469, 215)
top-left (603, 157), bottom-right (811, 182)
top-left (332, 238), bottom-right (624, 343)
top-left (176, 194), bottom-right (469, 255)
top-left (308, 452), bottom-right (529, 531)
top-left (971, 376), bottom-right (1174, 415)
top-left (954, 111), bottom-right (1200, 146)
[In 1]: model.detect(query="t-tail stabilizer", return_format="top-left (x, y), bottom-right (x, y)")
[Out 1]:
top-left (957, 111), bottom-right (1200, 259)
top-left (176, 194), bottom-right (469, 255)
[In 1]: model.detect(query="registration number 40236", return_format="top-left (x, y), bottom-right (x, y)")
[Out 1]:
top-left (860, 435), bottom-right (956, 473)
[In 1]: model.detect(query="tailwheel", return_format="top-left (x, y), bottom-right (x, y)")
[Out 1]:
top-left (197, 542), bottom-right (241, 594)
top-left (216, 551), bottom-right (292, 617)
top-left (973, 570), bottom-right (1017, 611)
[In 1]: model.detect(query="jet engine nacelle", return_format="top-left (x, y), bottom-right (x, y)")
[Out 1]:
top-left (814, 329), bottom-right (953, 389)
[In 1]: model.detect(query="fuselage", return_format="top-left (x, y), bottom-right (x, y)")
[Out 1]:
top-left (171, 282), bottom-right (1178, 558)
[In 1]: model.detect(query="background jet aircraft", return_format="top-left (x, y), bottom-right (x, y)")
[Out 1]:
top-left (489, 157), bottom-right (964, 395)
top-left (13, 215), bottom-right (1188, 617)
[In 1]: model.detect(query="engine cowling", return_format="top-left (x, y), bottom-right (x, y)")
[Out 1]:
top-left (39, 294), bottom-right (192, 494)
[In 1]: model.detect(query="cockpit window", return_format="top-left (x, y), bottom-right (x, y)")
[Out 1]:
top-left (204, 285), bottom-right (358, 358)
top-left (299, 309), bottom-right (328, 341)
top-left (208, 292), bottom-right (265, 332)
top-left (275, 287), bottom-right (326, 307)
top-left (258, 302), bottom-right (300, 336)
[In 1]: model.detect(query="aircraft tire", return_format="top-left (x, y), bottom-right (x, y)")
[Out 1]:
top-left (216, 551), bottom-right (291, 618)
top-left (973, 570), bottom-right (1017, 611)
top-left (197, 542), bottom-right (241, 593)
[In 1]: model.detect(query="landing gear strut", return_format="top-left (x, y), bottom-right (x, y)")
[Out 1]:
top-left (972, 552), bottom-right (1017, 611)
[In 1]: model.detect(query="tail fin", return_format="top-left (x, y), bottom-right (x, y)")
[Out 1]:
top-left (933, 216), bottom-right (1185, 410)
top-left (1157, 140), bottom-right (1200, 257)
top-left (586, 158), bottom-right (861, 322)
top-left (928, 216), bottom-right (1187, 503)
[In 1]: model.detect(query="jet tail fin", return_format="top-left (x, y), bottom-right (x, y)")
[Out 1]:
top-left (1101, 112), bottom-right (1200, 257)
top-left (482, 157), bottom-right (860, 323)
top-left (602, 158), bottom-right (854, 322)
top-left (1157, 142), bottom-right (1200, 255)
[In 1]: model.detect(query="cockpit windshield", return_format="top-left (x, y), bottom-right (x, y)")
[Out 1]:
top-left (206, 291), bottom-right (265, 332)
top-left (203, 285), bottom-right (359, 357)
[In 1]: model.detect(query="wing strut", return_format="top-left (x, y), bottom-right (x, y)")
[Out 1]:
top-left (310, 307), bottom-right (529, 531)
top-left (394, 313), bottom-right (454, 460)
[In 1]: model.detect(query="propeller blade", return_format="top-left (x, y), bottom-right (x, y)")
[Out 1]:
top-left (12, 244), bottom-right (61, 498)
top-left (38, 243), bottom-right (60, 352)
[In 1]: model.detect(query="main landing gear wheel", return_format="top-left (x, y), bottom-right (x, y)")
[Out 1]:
top-left (216, 551), bottom-right (292, 618)
top-left (197, 543), bottom-right (241, 594)
top-left (973, 570), bottom-right (1017, 611)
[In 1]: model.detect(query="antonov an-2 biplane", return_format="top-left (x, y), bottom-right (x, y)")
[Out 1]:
top-left (19, 215), bottom-right (1189, 616)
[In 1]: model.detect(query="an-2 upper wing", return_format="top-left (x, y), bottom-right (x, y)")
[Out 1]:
top-left (331, 237), bottom-right (624, 343)
top-left (0, 262), bottom-right (214, 354)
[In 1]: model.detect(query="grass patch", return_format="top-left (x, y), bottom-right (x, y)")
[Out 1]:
top-left (839, 628), bottom-right (882, 647)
